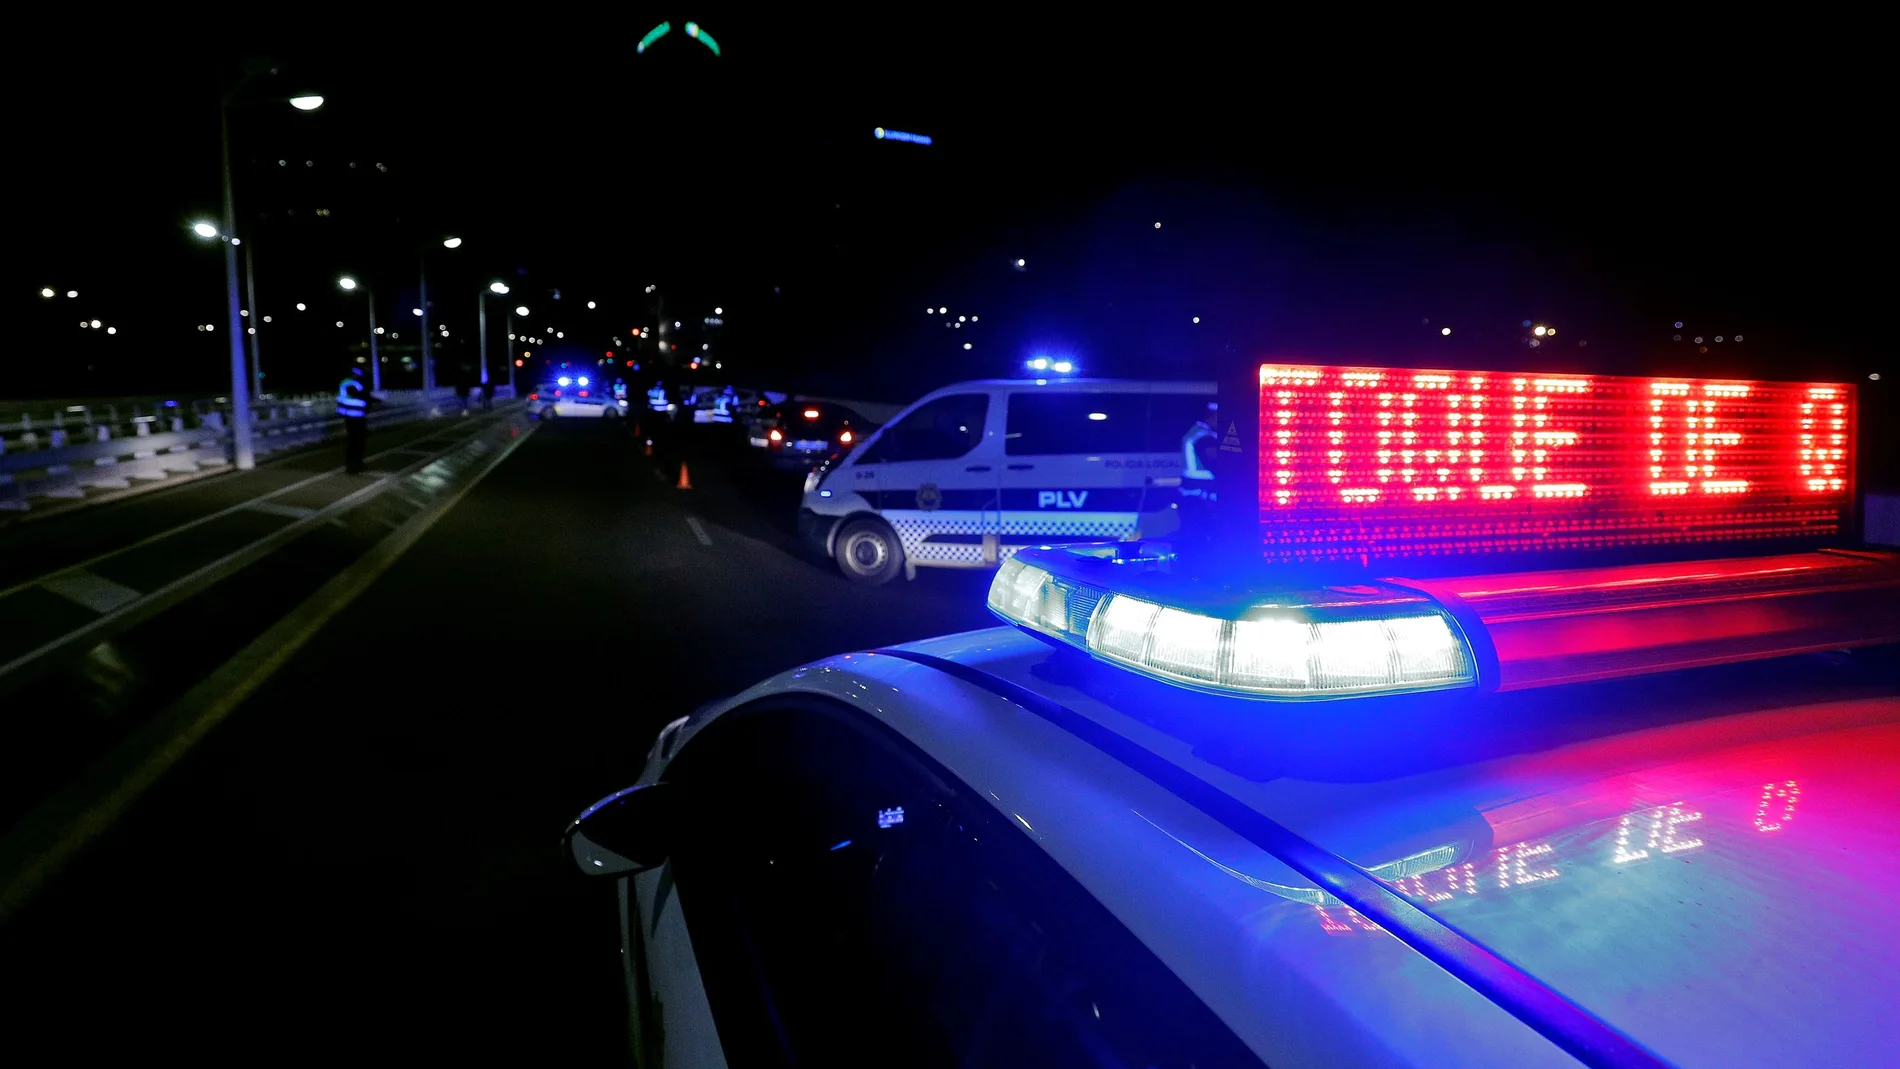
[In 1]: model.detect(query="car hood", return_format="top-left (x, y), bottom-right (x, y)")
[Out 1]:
top-left (907, 627), bottom-right (1900, 1069)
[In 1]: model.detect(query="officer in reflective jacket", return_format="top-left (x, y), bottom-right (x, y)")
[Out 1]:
top-left (336, 366), bottom-right (382, 473)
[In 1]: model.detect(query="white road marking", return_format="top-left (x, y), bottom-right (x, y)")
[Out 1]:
top-left (685, 516), bottom-right (714, 546)
top-left (40, 570), bottom-right (143, 614)
top-left (245, 501), bottom-right (317, 519)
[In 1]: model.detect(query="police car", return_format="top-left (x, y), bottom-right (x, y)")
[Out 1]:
top-left (566, 360), bottom-right (1897, 1069)
top-left (532, 376), bottom-right (627, 419)
top-left (798, 378), bottom-right (1216, 584)
top-left (750, 401), bottom-right (870, 470)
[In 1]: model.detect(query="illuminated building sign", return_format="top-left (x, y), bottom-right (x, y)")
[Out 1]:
top-left (1254, 364), bottom-right (1856, 563)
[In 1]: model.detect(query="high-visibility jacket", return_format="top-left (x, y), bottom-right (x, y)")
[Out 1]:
top-left (337, 376), bottom-right (368, 418)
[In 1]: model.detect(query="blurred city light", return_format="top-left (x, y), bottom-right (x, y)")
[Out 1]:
top-left (65, 290), bottom-right (77, 298)
top-left (413, 308), bottom-right (423, 316)
top-left (191, 221), bottom-right (219, 238)
top-left (1014, 258), bottom-right (1026, 268)
top-left (1051, 360), bottom-right (1074, 374)
top-left (587, 301), bottom-right (596, 309)
top-left (442, 237), bottom-right (463, 248)
top-left (1027, 358), bottom-right (1050, 371)
top-left (558, 376), bottom-right (571, 386)
top-left (296, 303), bottom-right (306, 311)
top-left (684, 21), bottom-right (721, 56)
top-left (1533, 325), bottom-right (1547, 336)
top-left (578, 376), bottom-right (589, 386)
top-left (1441, 326), bottom-right (1452, 336)
top-left (106, 327), bottom-right (116, 334)
top-left (89, 319), bottom-right (100, 328)
top-left (714, 306), bottom-right (724, 315)
top-left (288, 95), bottom-right (325, 111)
top-left (489, 281), bottom-right (510, 294)
top-left (938, 306), bottom-right (947, 314)
top-left (963, 343), bottom-right (972, 350)
top-left (514, 305), bottom-right (529, 316)
top-left (1192, 316), bottom-right (1200, 324)
top-left (873, 127), bottom-right (931, 145)
top-left (40, 287), bottom-right (54, 298)
top-left (338, 277), bottom-right (358, 291)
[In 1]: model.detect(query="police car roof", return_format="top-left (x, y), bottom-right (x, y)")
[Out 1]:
top-left (660, 625), bottom-right (1899, 1069)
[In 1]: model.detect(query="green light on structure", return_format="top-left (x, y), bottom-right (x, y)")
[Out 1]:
top-left (637, 21), bottom-right (671, 53)
top-left (685, 21), bottom-right (721, 56)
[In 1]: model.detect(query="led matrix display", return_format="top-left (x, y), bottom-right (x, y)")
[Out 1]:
top-left (1257, 364), bottom-right (1855, 563)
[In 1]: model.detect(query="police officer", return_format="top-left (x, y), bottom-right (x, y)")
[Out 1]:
top-left (336, 365), bottom-right (380, 473)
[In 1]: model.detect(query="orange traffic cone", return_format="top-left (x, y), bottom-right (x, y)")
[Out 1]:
top-left (676, 462), bottom-right (693, 490)
top-left (644, 439), bottom-right (654, 456)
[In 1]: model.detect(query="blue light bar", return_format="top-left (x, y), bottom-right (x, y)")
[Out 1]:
top-left (873, 127), bottom-right (932, 146)
top-left (989, 544), bottom-right (1478, 701)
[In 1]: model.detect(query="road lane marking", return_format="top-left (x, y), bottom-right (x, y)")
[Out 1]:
top-left (40, 570), bottom-right (142, 614)
top-left (245, 501), bottom-right (318, 520)
top-left (0, 418), bottom-right (540, 921)
top-left (685, 516), bottom-right (714, 546)
top-left (0, 419), bottom-right (524, 685)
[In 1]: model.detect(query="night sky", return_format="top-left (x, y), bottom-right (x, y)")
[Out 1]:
top-left (19, 15), bottom-right (1890, 413)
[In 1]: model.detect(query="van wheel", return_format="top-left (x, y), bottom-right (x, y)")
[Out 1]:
top-left (834, 517), bottom-right (904, 585)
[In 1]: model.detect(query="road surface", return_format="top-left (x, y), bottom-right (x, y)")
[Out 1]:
top-left (0, 417), bottom-right (996, 1061)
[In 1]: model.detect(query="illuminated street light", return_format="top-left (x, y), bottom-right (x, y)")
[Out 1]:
top-left (587, 301), bottom-right (596, 309)
top-left (714, 306), bottom-right (723, 315)
top-left (106, 327), bottom-right (117, 334)
top-left (66, 290), bottom-right (77, 298)
top-left (288, 95), bottom-right (325, 111)
top-left (338, 276), bottom-right (358, 291)
top-left (192, 221), bottom-right (220, 238)
top-left (296, 302), bottom-right (306, 311)
top-left (963, 342), bottom-right (972, 350)
top-left (413, 308), bottom-right (423, 316)
top-left (442, 236), bottom-right (463, 248)
top-left (1192, 316), bottom-right (1201, 324)
top-left (489, 281), bottom-right (510, 294)
top-left (1533, 325), bottom-right (1548, 336)
top-left (40, 287), bottom-right (54, 298)
top-left (938, 306), bottom-right (947, 314)
top-left (1442, 327), bottom-right (1452, 336)
top-left (1014, 258), bottom-right (1026, 268)
top-left (89, 319), bottom-right (100, 329)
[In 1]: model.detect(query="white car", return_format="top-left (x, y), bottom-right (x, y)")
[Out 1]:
top-left (565, 358), bottom-right (1897, 1069)
top-left (531, 378), bottom-right (626, 419)
top-left (798, 378), bottom-right (1216, 584)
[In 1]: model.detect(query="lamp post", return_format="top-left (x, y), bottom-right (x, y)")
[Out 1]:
top-left (339, 277), bottom-right (381, 391)
top-left (206, 74), bottom-right (321, 469)
top-left (419, 236), bottom-right (462, 392)
top-left (479, 281), bottom-right (509, 391)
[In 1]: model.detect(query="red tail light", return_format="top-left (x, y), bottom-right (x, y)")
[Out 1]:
top-left (839, 430), bottom-right (854, 444)
top-left (803, 408), bottom-right (821, 420)
top-left (769, 428), bottom-right (783, 442)
top-left (529, 393), bottom-right (538, 400)
top-left (579, 390), bottom-right (589, 397)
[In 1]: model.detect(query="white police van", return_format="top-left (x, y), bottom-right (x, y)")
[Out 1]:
top-left (797, 378), bottom-right (1216, 583)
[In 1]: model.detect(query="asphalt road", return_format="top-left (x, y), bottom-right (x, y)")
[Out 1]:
top-left (0, 416), bottom-right (998, 1061)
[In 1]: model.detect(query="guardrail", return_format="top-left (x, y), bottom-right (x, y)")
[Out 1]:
top-left (0, 387), bottom-right (513, 512)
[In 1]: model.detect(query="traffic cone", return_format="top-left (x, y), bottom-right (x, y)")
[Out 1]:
top-left (644, 439), bottom-right (654, 456)
top-left (676, 462), bottom-right (693, 490)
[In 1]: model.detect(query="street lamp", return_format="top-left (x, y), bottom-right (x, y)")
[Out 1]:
top-left (338, 276), bottom-right (381, 390)
top-left (476, 282), bottom-right (511, 391)
top-left (209, 68), bottom-right (322, 469)
top-left (442, 237), bottom-right (463, 249)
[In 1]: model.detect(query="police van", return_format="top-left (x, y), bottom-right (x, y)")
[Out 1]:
top-left (798, 378), bottom-right (1216, 583)
top-left (566, 357), bottom-right (1898, 1069)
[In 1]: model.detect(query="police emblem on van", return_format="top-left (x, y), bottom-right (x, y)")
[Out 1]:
top-left (1038, 490), bottom-right (1089, 509)
top-left (916, 483), bottom-right (942, 511)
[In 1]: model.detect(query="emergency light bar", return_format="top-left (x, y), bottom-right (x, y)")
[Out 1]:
top-left (990, 544), bottom-right (1900, 701)
top-left (1244, 364), bottom-right (1856, 565)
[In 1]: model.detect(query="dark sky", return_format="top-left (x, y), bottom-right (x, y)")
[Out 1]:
top-left (17, 14), bottom-right (1891, 404)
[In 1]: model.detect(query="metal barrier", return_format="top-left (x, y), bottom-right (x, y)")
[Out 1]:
top-left (0, 387), bottom-right (513, 512)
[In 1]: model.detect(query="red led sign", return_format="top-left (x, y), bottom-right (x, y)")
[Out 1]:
top-left (1256, 364), bottom-right (1855, 563)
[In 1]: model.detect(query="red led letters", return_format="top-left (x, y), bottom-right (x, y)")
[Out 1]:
top-left (1256, 365), bottom-right (1855, 563)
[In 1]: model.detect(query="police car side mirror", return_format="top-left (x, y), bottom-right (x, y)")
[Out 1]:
top-left (564, 782), bottom-right (678, 878)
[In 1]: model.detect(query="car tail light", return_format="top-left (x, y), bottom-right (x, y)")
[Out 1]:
top-left (579, 390), bottom-right (589, 397)
top-left (529, 393), bottom-right (538, 400)
top-left (769, 428), bottom-right (783, 442)
top-left (804, 408), bottom-right (821, 420)
top-left (839, 430), bottom-right (854, 444)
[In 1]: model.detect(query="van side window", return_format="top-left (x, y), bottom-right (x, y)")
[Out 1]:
top-left (1147, 395), bottom-right (1218, 453)
top-left (859, 394), bottom-right (989, 463)
top-left (1005, 393), bottom-right (1150, 455)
